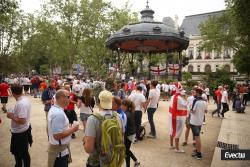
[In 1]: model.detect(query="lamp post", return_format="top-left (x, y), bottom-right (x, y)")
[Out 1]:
top-left (138, 53), bottom-right (144, 79)
top-left (117, 47), bottom-right (121, 72)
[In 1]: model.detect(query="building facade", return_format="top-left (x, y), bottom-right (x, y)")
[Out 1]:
top-left (180, 11), bottom-right (236, 74)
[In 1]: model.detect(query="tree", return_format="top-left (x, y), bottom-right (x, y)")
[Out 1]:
top-left (232, 48), bottom-right (250, 76)
top-left (199, 0), bottom-right (250, 75)
top-left (199, 11), bottom-right (238, 53)
top-left (205, 69), bottom-right (235, 95)
top-left (0, 0), bottom-right (19, 73)
top-left (0, 0), bottom-right (139, 76)
top-left (182, 72), bottom-right (192, 82)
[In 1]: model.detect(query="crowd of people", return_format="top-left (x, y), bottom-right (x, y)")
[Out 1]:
top-left (0, 74), bottom-right (249, 167)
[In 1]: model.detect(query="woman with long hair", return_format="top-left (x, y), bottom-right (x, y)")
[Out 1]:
top-left (121, 99), bottom-right (140, 167)
top-left (77, 88), bottom-right (95, 131)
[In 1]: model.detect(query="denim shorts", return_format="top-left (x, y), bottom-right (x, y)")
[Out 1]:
top-left (80, 113), bottom-right (91, 121)
top-left (190, 124), bottom-right (202, 137)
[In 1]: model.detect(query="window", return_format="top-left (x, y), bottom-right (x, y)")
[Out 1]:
top-left (224, 48), bottom-right (231, 59)
top-left (196, 50), bottom-right (202, 59)
top-left (188, 47), bottom-right (194, 59)
top-left (214, 52), bottom-right (221, 59)
top-left (188, 65), bottom-right (194, 72)
top-left (216, 65), bottom-right (219, 72)
top-left (224, 64), bottom-right (230, 72)
top-left (205, 52), bottom-right (211, 59)
top-left (197, 65), bottom-right (201, 72)
top-left (204, 64), bottom-right (211, 73)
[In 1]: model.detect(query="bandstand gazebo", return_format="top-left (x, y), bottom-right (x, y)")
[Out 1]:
top-left (105, 1), bottom-right (189, 80)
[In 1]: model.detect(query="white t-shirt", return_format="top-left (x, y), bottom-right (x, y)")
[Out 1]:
top-left (190, 99), bottom-right (207, 126)
top-left (156, 84), bottom-right (161, 93)
top-left (57, 79), bottom-right (63, 86)
top-left (169, 84), bottom-right (176, 92)
top-left (79, 102), bottom-right (92, 114)
top-left (221, 90), bottom-right (228, 103)
top-left (22, 77), bottom-right (30, 85)
top-left (128, 92), bottom-right (146, 111)
top-left (163, 84), bottom-right (169, 92)
top-left (48, 105), bottom-right (71, 157)
top-left (74, 84), bottom-right (81, 91)
top-left (205, 88), bottom-right (210, 95)
top-left (202, 93), bottom-right (208, 101)
top-left (11, 96), bottom-right (31, 133)
top-left (148, 89), bottom-right (160, 108)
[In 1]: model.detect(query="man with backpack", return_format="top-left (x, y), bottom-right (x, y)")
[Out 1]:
top-left (84, 90), bottom-right (125, 167)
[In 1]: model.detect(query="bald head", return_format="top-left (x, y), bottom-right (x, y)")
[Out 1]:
top-left (55, 89), bottom-right (70, 108)
top-left (55, 89), bottom-right (69, 100)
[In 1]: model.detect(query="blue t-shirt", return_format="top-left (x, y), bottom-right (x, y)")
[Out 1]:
top-left (117, 108), bottom-right (127, 133)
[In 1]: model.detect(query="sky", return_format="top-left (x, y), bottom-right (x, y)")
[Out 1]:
top-left (20, 0), bottom-right (226, 25)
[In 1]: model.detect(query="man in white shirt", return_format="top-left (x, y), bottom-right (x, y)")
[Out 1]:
top-left (190, 88), bottom-right (208, 160)
top-left (128, 85), bottom-right (146, 141)
top-left (162, 82), bottom-right (170, 101)
top-left (146, 81), bottom-right (160, 138)
top-left (182, 89), bottom-right (196, 146)
top-left (7, 84), bottom-right (32, 167)
top-left (204, 87), bottom-right (210, 103)
top-left (221, 86), bottom-right (229, 117)
top-left (47, 90), bottom-right (79, 167)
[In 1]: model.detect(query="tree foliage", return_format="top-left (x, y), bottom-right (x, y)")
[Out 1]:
top-left (0, 0), bottom-right (139, 76)
top-left (199, 0), bottom-right (250, 75)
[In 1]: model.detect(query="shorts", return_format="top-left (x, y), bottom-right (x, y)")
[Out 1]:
top-left (80, 113), bottom-right (91, 121)
top-left (1, 97), bottom-right (8, 104)
top-left (190, 124), bottom-right (202, 137)
top-left (64, 110), bottom-right (77, 124)
top-left (23, 85), bottom-right (30, 92)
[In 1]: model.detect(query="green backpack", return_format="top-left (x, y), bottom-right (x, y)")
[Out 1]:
top-left (93, 112), bottom-right (125, 167)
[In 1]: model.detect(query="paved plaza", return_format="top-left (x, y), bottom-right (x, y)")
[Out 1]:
top-left (0, 96), bottom-right (249, 167)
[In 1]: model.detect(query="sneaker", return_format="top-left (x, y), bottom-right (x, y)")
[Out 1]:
top-left (192, 150), bottom-right (197, 157)
top-left (147, 134), bottom-right (156, 139)
top-left (194, 152), bottom-right (202, 160)
top-left (182, 142), bottom-right (188, 146)
top-left (134, 161), bottom-right (140, 167)
top-left (175, 149), bottom-right (185, 153)
top-left (220, 113), bottom-right (224, 118)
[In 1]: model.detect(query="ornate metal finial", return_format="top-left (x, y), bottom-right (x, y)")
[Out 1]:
top-left (141, 0), bottom-right (154, 21)
top-left (146, 0), bottom-right (149, 8)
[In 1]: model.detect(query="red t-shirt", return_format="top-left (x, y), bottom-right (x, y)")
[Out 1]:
top-left (40, 82), bottom-right (47, 90)
top-left (215, 89), bottom-right (222, 102)
top-left (66, 93), bottom-right (76, 110)
top-left (0, 83), bottom-right (9, 97)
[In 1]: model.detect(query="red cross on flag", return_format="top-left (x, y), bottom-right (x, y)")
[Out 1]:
top-left (150, 65), bottom-right (166, 76)
top-left (168, 64), bottom-right (179, 75)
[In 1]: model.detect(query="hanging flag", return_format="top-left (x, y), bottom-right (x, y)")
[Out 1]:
top-left (150, 65), bottom-right (166, 76)
top-left (168, 64), bottom-right (180, 75)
